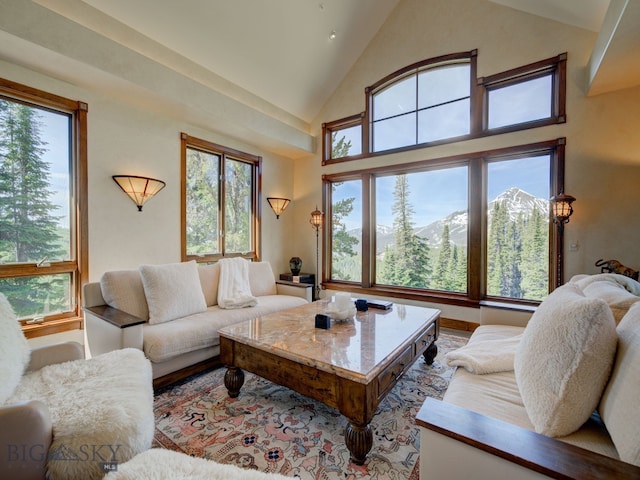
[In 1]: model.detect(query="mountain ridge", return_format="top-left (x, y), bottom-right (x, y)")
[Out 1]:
top-left (346, 187), bottom-right (549, 253)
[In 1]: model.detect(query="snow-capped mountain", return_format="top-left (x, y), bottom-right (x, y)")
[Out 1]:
top-left (347, 187), bottom-right (549, 253)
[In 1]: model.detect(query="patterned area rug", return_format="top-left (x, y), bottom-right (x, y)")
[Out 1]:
top-left (153, 331), bottom-right (468, 479)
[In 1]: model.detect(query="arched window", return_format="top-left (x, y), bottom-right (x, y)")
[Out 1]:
top-left (323, 51), bottom-right (566, 164)
top-left (369, 54), bottom-right (472, 152)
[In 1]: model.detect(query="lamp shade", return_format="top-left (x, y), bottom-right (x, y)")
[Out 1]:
top-left (113, 175), bottom-right (166, 211)
top-left (310, 207), bottom-right (323, 229)
top-left (267, 197), bottom-right (290, 219)
top-left (550, 192), bottom-right (576, 224)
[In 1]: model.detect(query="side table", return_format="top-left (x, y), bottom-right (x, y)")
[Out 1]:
top-left (279, 273), bottom-right (316, 299)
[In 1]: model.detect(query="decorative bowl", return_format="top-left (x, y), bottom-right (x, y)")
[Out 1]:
top-left (325, 303), bottom-right (357, 321)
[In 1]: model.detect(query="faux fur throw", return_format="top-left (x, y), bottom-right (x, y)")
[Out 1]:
top-left (103, 448), bottom-right (295, 480)
top-left (217, 257), bottom-right (258, 309)
top-left (445, 334), bottom-right (522, 374)
top-left (0, 292), bottom-right (30, 403)
top-left (7, 348), bottom-right (154, 480)
top-left (571, 273), bottom-right (640, 295)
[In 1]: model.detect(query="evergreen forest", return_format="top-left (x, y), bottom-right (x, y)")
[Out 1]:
top-left (0, 99), bottom-right (69, 318)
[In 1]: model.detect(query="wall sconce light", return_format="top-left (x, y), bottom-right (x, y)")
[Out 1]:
top-left (267, 197), bottom-right (291, 219)
top-left (550, 192), bottom-right (576, 287)
top-left (113, 175), bottom-right (166, 211)
top-left (550, 192), bottom-right (576, 226)
top-left (310, 206), bottom-right (324, 300)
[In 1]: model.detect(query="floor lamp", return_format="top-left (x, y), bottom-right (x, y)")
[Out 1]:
top-left (310, 206), bottom-right (324, 300)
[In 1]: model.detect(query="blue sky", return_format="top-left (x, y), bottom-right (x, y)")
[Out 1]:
top-left (39, 109), bottom-right (71, 228)
top-left (332, 68), bottom-right (552, 231)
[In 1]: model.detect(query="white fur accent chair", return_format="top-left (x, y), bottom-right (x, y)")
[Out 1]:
top-left (0, 293), bottom-right (154, 480)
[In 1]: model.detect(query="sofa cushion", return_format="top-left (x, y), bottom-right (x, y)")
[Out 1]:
top-left (198, 263), bottom-right (221, 307)
top-left (249, 261), bottom-right (277, 296)
top-left (514, 283), bottom-right (617, 437)
top-left (599, 303), bottom-right (640, 466)
top-left (143, 295), bottom-right (307, 363)
top-left (100, 269), bottom-right (149, 320)
top-left (0, 293), bottom-right (30, 404)
top-left (139, 261), bottom-right (207, 324)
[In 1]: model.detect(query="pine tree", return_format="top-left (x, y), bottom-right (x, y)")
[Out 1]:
top-left (378, 174), bottom-right (430, 287)
top-left (330, 134), bottom-right (359, 281)
top-left (225, 159), bottom-right (251, 253)
top-left (433, 224), bottom-right (453, 290)
top-left (0, 101), bottom-right (61, 262)
top-left (331, 194), bottom-right (358, 280)
top-left (0, 100), bottom-right (64, 316)
top-left (185, 149), bottom-right (219, 254)
top-left (487, 201), bottom-right (506, 296)
top-left (487, 200), bottom-right (523, 297)
top-left (521, 207), bottom-right (548, 300)
top-left (451, 244), bottom-right (468, 292)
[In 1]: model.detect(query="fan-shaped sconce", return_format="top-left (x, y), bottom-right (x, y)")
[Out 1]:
top-left (267, 197), bottom-right (291, 219)
top-left (113, 175), bottom-right (166, 211)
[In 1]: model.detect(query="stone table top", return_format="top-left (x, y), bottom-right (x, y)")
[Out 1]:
top-left (218, 298), bottom-right (440, 383)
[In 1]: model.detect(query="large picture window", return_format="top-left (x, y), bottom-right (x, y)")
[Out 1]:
top-left (0, 78), bottom-right (87, 333)
top-left (180, 133), bottom-right (261, 262)
top-left (375, 167), bottom-right (468, 293)
top-left (324, 140), bottom-right (564, 305)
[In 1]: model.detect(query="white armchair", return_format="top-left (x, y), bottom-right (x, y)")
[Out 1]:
top-left (0, 293), bottom-right (154, 480)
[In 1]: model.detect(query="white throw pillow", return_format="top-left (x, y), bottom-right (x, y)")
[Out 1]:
top-left (0, 293), bottom-right (31, 403)
top-left (100, 269), bottom-right (149, 320)
top-left (139, 261), bottom-right (207, 324)
top-left (198, 263), bottom-right (220, 307)
top-left (599, 303), bottom-right (640, 466)
top-left (514, 283), bottom-right (617, 437)
top-left (249, 261), bottom-right (277, 297)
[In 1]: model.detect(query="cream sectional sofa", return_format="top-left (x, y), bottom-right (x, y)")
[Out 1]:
top-left (83, 260), bottom-right (311, 387)
top-left (417, 273), bottom-right (640, 479)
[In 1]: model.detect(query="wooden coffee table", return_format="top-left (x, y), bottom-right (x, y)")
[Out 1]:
top-left (219, 299), bottom-right (440, 465)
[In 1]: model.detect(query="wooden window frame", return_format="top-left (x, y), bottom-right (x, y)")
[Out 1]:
top-left (322, 51), bottom-right (566, 164)
top-left (180, 132), bottom-right (262, 264)
top-left (322, 113), bottom-right (366, 165)
top-left (0, 78), bottom-right (88, 337)
top-left (479, 53), bottom-right (567, 134)
top-left (322, 139), bottom-right (566, 308)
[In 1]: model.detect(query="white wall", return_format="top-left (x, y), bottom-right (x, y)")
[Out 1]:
top-left (292, 0), bottom-right (640, 321)
top-left (5, 0), bottom-right (640, 328)
top-left (0, 59), bottom-right (298, 281)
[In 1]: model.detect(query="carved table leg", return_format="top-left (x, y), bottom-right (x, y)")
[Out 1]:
top-left (423, 342), bottom-right (438, 365)
top-left (344, 422), bottom-right (373, 465)
top-left (224, 366), bottom-right (245, 398)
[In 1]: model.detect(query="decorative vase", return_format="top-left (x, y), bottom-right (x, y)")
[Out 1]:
top-left (289, 257), bottom-right (302, 275)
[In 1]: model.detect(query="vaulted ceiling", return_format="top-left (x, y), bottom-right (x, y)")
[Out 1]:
top-left (0, 0), bottom-right (637, 158)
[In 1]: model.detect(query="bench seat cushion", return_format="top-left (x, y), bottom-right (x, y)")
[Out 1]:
top-left (143, 295), bottom-right (308, 363)
top-left (599, 303), bottom-right (640, 466)
top-left (444, 324), bottom-right (618, 459)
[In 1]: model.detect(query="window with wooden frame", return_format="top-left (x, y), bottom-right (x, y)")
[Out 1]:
top-left (482, 53), bottom-right (567, 133)
top-left (0, 78), bottom-right (88, 336)
top-left (323, 52), bottom-right (566, 164)
top-left (323, 139), bottom-right (565, 306)
top-left (180, 133), bottom-right (262, 263)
